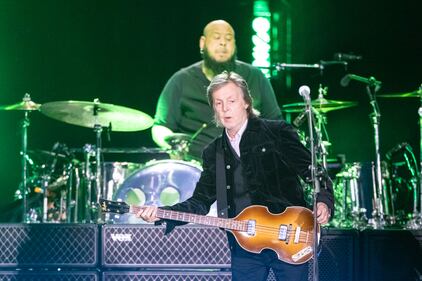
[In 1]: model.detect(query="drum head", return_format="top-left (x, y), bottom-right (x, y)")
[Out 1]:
top-left (111, 159), bottom-right (209, 223)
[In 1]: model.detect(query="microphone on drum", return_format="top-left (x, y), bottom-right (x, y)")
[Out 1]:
top-left (340, 74), bottom-right (382, 87)
top-left (293, 110), bottom-right (307, 127)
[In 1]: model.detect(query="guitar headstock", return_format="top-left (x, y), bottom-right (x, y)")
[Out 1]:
top-left (99, 199), bottom-right (130, 214)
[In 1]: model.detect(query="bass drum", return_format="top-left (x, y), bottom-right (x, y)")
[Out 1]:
top-left (111, 159), bottom-right (217, 223)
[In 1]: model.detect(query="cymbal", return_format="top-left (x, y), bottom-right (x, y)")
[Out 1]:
top-left (378, 89), bottom-right (422, 98)
top-left (282, 98), bottom-right (358, 113)
top-left (40, 100), bottom-right (153, 132)
top-left (0, 100), bottom-right (41, 111)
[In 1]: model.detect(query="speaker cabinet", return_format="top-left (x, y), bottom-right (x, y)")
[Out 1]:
top-left (101, 224), bottom-right (230, 268)
top-left (0, 224), bottom-right (98, 268)
top-left (361, 229), bottom-right (422, 281)
top-left (308, 228), bottom-right (359, 281)
top-left (102, 270), bottom-right (231, 281)
top-left (0, 270), bottom-right (98, 281)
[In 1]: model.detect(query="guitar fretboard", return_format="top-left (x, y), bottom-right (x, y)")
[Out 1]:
top-left (130, 205), bottom-right (247, 231)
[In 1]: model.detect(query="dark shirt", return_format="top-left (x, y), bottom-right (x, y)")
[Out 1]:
top-left (154, 60), bottom-right (282, 159)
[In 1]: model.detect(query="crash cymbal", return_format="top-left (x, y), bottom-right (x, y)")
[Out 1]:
top-left (0, 100), bottom-right (41, 111)
top-left (282, 98), bottom-right (358, 113)
top-left (164, 133), bottom-right (192, 146)
top-left (378, 88), bottom-right (422, 98)
top-left (40, 100), bottom-right (153, 132)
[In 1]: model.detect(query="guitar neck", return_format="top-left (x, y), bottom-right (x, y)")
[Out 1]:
top-left (129, 205), bottom-right (246, 231)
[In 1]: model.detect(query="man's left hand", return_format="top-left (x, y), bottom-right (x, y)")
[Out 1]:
top-left (316, 202), bottom-right (331, 225)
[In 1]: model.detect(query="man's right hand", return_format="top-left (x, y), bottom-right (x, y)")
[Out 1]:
top-left (151, 125), bottom-right (174, 150)
top-left (136, 205), bottom-right (160, 223)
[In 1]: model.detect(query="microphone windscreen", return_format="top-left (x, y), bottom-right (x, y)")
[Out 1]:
top-left (298, 85), bottom-right (310, 97)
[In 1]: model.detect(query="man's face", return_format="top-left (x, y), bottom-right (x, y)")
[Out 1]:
top-left (212, 82), bottom-right (248, 136)
top-left (200, 22), bottom-right (236, 63)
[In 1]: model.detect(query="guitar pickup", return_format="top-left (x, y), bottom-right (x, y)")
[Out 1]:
top-left (278, 225), bottom-right (288, 241)
top-left (294, 226), bottom-right (301, 244)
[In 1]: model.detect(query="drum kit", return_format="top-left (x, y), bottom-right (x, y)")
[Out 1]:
top-left (1, 82), bottom-right (421, 229)
top-left (0, 94), bottom-right (206, 224)
top-left (282, 84), bottom-right (422, 230)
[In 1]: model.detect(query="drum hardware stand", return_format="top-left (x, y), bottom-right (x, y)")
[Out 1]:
top-left (18, 94), bottom-right (34, 223)
top-left (82, 144), bottom-right (96, 222)
top-left (366, 81), bottom-right (387, 229)
top-left (40, 167), bottom-right (53, 223)
top-left (65, 160), bottom-right (79, 223)
top-left (407, 85), bottom-right (422, 229)
top-left (418, 93), bottom-right (422, 229)
top-left (92, 99), bottom-right (105, 222)
top-left (340, 74), bottom-right (386, 228)
top-left (314, 84), bottom-right (331, 169)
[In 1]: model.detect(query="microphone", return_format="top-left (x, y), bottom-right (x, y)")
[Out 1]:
top-left (298, 85), bottom-right (311, 100)
top-left (334, 53), bottom-right (362, 61)
top-left (293, 110), bottom-right (307, 127)
top-left (340, 74), bottom-right (382, 87)
top-left (340, 75), bottom-right (351, 87)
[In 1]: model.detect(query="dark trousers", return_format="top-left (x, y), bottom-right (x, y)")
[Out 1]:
top-left (230, 243), bottom-right (309, 281)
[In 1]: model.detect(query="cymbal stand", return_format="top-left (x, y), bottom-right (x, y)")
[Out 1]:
top-left (418, 93), bottom-right (422, 228)
top-left (366, 83), bottom-right (386, 229)
top-left (19, 94), bottom-right (32, 223)
top-left (83, 144), bottom-right (96, 222)
top-left (314, 84), bottom-right (331, 169)
top-left (93, 99), bottom-right (103, 222)
top-left (409, 88), bottom-right (422, 229)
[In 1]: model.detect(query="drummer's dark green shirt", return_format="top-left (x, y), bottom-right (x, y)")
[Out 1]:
top-left (154, 60), bottom-right (282, 159)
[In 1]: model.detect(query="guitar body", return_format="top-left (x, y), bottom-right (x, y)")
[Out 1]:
top-left (229, 205), bottom-right (318, 264)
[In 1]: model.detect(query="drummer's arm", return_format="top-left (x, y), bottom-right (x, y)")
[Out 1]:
top-left (151, 125), bottom-right (173, 150)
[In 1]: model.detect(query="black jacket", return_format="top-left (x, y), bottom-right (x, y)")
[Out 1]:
top-left (161, 117), bottom-right (334, 231)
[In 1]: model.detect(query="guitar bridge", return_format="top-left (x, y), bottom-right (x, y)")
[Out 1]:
top-left (246, 220), bottom-right (256, 236)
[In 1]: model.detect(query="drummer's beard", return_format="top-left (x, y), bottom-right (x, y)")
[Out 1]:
top-left (202, 47), bottom-right (237, 75)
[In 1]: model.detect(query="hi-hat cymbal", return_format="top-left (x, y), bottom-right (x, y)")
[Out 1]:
top-left (378, 88), bottom-right (422, 98)
top-left (0, 100), bottom-right (41, 111)
top-left (282, 98), bottom-right (358, 113)
top-left (40, 100), bottom-right (153, 132)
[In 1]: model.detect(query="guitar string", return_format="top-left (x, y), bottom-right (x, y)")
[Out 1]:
top-left (130, 207), bottom-right (315, 238)
top-left (135, 208), bottom-right (314, 232)
top-left (112, 208), bottom-right (314, 243)
top-left (160, 213), bottom-right (316, 240)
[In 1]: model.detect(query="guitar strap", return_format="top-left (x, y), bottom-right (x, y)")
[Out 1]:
top-left (216, 137), bottom-right (228, 218)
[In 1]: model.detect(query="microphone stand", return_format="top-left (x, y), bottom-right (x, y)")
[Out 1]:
top-left (365, 82), bottom-right (386, 229)
top-left (418, 92), bottom-right (422, 228)
top-left (301, 88), bottom-right (321, 281)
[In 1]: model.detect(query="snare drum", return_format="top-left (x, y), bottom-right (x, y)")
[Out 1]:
top-left (111, 159), bottom-right (216, 223)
